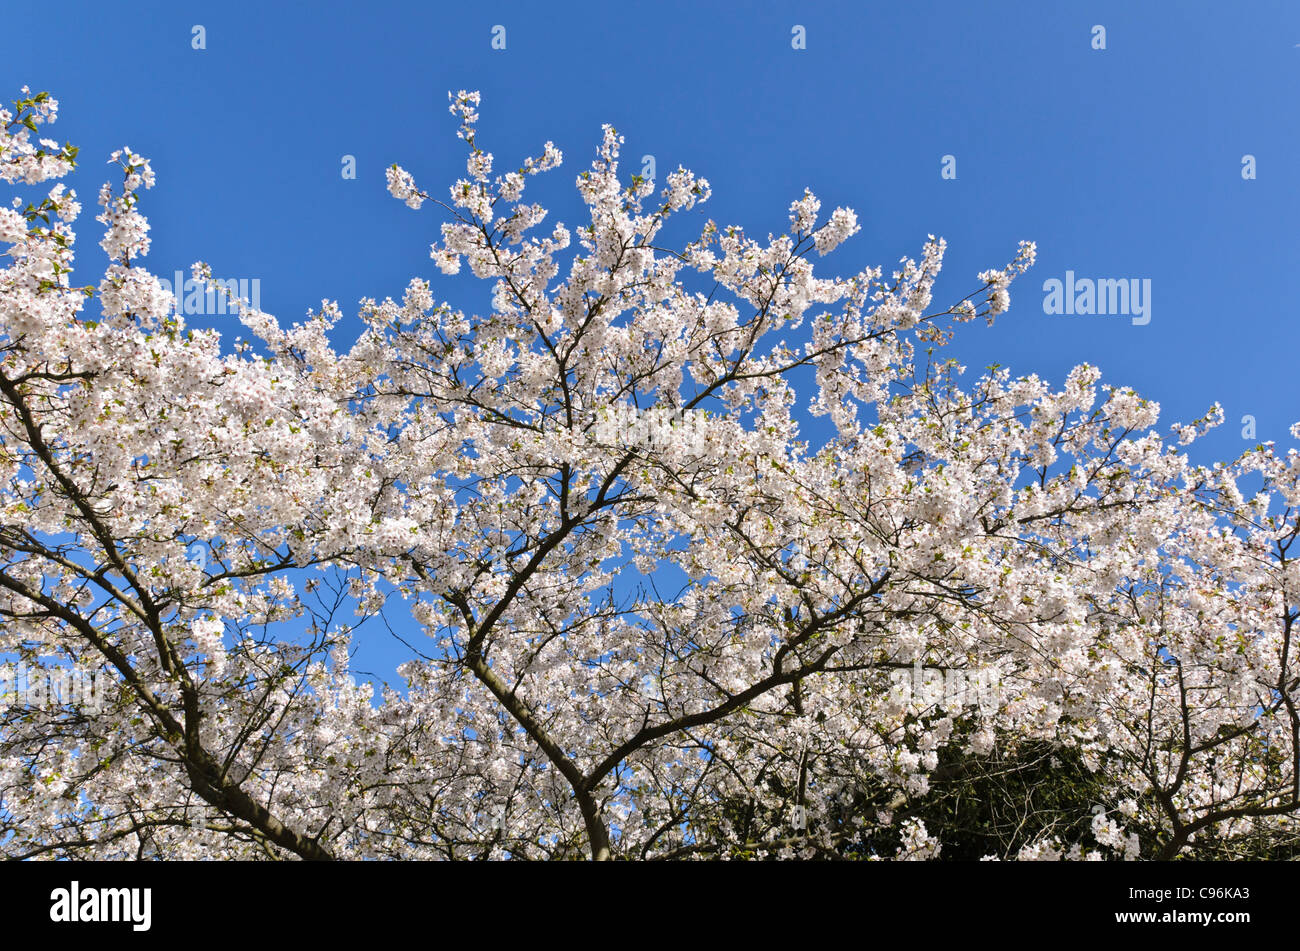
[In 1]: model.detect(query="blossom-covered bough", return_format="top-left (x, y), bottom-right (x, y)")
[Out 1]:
top-left (2, 87), bottom-right (1298, 860)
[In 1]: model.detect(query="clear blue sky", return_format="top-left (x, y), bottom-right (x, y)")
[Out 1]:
top-left (8, 0), bottom-right (1299, 682)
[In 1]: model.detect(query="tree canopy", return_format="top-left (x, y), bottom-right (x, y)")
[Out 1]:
top-left (2, 89), bottom-right (1298, 860)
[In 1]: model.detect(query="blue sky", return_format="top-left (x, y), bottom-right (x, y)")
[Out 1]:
top-left (7, 0), bottom-right (1300, 683)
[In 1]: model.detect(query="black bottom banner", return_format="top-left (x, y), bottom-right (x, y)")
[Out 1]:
top-left (0, 859), bottom-right (1275, 941)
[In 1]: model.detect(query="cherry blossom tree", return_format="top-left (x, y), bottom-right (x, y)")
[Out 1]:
top-left (2, 87), bottom-right (1298, 860)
